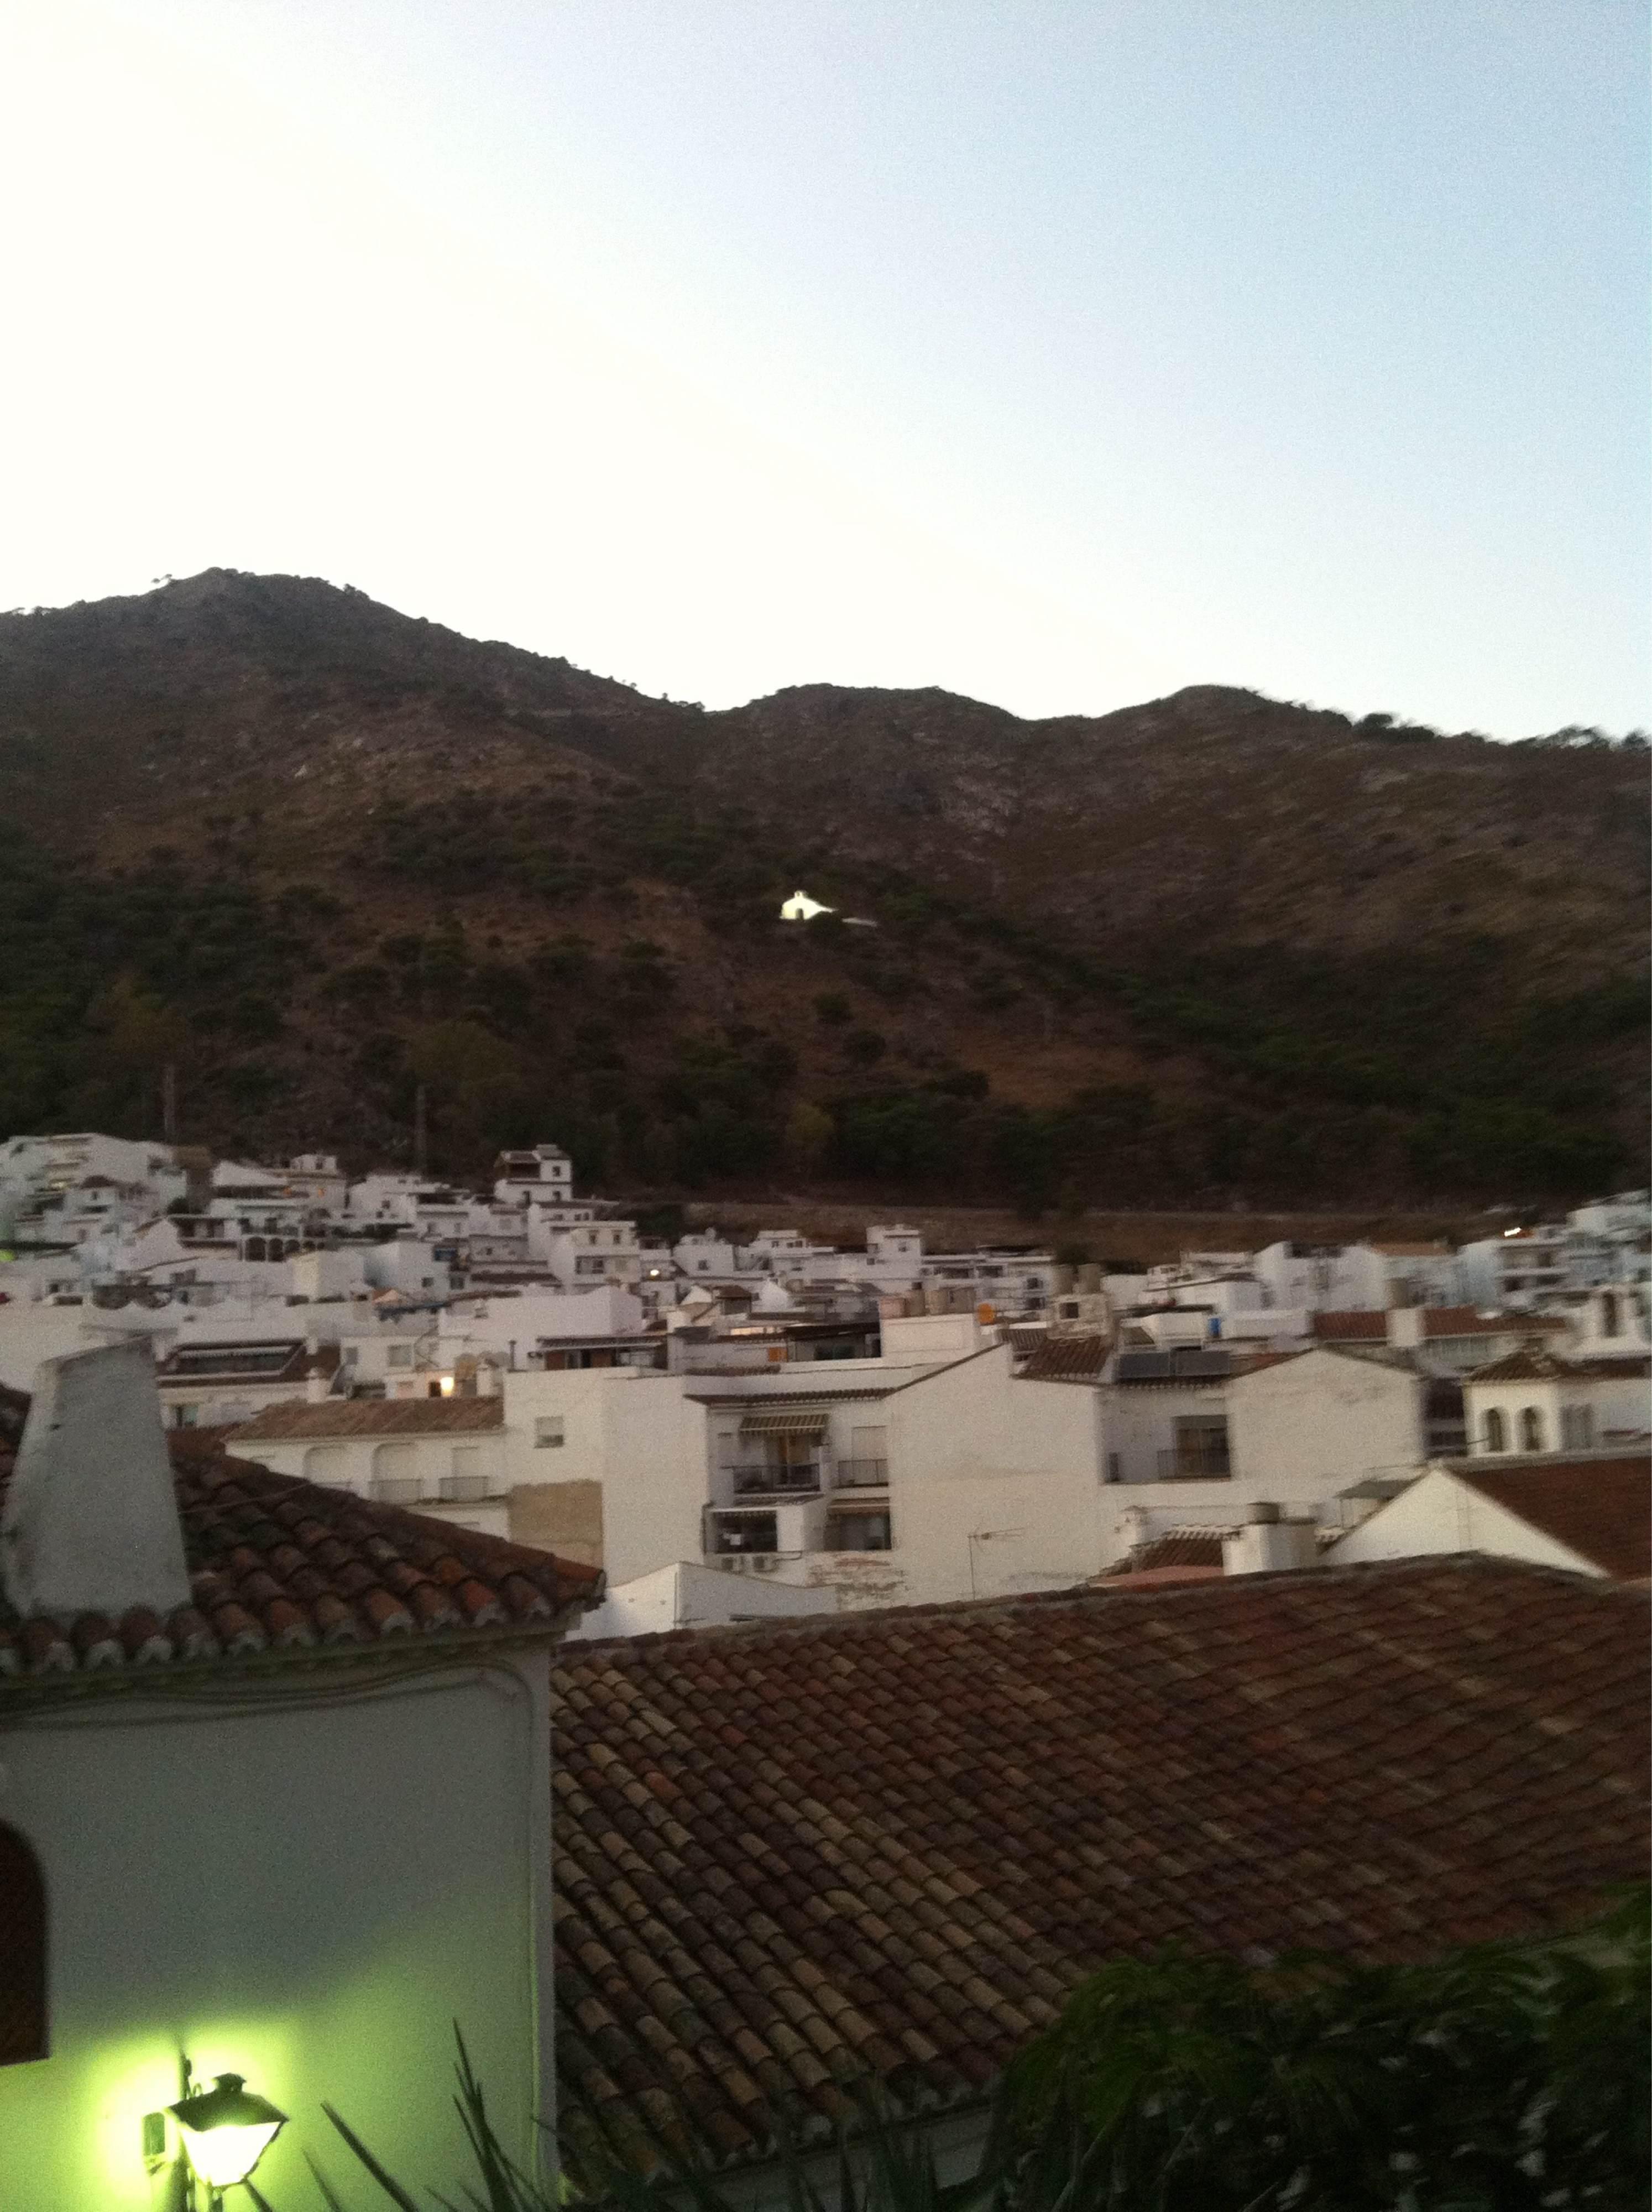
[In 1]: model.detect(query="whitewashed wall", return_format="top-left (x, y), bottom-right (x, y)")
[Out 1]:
top-left (0, 1651), bottom-right (553, 2211)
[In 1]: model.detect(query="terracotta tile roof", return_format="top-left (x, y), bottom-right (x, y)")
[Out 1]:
top-left (1309, 1311), bottom-right (1388, 1340)
top-left (1095, 1527), bottom-right (1228, 1575)
top-left (548, 1557), bottom-right (1648, 2179)
top-left (1016, 1334), bottom-right (1109, 1383)
top-left (230, 1394), bottom-right (506, 1441)
top-left (1422, 1306), bottom-right (1567, 1339)
top-left (1446, 1457), bottom-right (1651, 1580)
top-left (1311, 1307), bottom-right (1567, 1344)
top-left (1466, 1346), bottom-right (1652, 1384)
top-left (0, 1431), bottom-right (599, 1681)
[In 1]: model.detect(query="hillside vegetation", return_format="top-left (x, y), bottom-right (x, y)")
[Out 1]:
top-left (0, 569), bottom-right (1644, 1208)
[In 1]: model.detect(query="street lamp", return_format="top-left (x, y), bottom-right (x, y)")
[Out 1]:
top-left (168, 2070), bottom-right (287, 2201)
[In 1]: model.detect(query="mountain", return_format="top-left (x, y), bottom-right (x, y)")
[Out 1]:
top-left (0, 568), bottom-right (1644, 1208)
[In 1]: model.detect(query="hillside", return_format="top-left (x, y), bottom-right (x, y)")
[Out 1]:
top-left (0, 568), bottom-right (1644, 1208)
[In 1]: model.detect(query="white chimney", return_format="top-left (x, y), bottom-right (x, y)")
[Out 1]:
top-left (477, 1363), bottom-right (500, 1398)
top-left (1223, 1501), bottom-right (1320, 1577)
top-left (1, 1340), bottom-right (191, 1621)
top-left (1387, 1308), bottom-right (1424, 1349)
top-left (305, 1368), bottom-right (328, 1403)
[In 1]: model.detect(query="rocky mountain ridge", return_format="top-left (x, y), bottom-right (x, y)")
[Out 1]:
top-left (0, 570), bottom-right (1643, 1207)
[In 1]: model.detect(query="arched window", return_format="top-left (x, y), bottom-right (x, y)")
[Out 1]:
top-left (1519, 1406), bottom-right (1544, 1453)
top-left (1483, 1407), bottom-right (1506, 1454)
top-left (0, 1825), bottom-right (47, 2064)
top-left (244, 1237), bottom-right (266, 1261)
top-left (1601, 1292), bottom-right (1619, 1339)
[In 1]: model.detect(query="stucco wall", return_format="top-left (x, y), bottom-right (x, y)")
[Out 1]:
top-left (885, 1347), bottom-right (1103, 1604)
top-left (1465, 1374), bottom-right (1648, 1455)
top-left (1227, 1349), bottom-right (1422, 1499)
top-left (1100, 1378), bottom-right (1228, 1488)
top-left (509, 1478), bottom-right (604, 1567)
top-left (501, 1371), bottom-right (707, 1586)
top-left (1328, 1470), bottom-right (1598, 1574)
top-left (0, 1651), bottom-right (552, 2210)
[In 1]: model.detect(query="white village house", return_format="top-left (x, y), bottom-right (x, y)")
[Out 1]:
top-left (0, 1343), bottom-right (600, 2209)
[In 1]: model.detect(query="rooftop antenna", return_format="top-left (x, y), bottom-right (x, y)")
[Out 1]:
top-left (414, 1083), bottom-right (428, 1180)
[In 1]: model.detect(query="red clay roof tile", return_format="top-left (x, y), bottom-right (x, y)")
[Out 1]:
top-left (1016, 1335), bottom-right (1110, 1384)
top-left (1445, 1455), bottom-right (1651, 1579)
top-left (230, 1395), bottom-right (505, 1441)
top-left (550, 1558), bottom-right (1648, 2182)
top-left (0, 1419), bottom-right (601, 1681)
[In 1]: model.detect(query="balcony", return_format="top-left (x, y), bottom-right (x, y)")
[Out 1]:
top-left (1156, 1444), bottom-right (1232, 1481)
top-left (729, 1462), bottom-right (822, 1497)
top-left (705, 1509), bottom-right (780, 1556)
top-left (439, 1473), bottom-right (492, 1502)
top-left (372, 1477), bottom-right (425, 1505)
top-left (833, 1459), bottom-right (888, 1489)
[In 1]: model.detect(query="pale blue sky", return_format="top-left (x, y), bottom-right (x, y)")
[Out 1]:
top-left (0, 2), bottom-right (1644, 732)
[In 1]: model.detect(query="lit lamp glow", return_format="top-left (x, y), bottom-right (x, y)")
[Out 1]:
top-left (168, 2072), bottom-right (287, 2193)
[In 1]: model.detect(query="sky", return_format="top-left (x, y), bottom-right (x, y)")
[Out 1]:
top-left (0, 1), bottom-right (1644, 733)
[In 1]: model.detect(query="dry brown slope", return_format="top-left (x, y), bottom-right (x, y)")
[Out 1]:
top-left (0, 571), bottom-right (1643, 1199)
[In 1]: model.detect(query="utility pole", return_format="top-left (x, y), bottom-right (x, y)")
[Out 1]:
top-left (414, 1083), bottom-right (428, 1180)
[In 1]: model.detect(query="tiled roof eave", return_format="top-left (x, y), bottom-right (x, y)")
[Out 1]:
top-left (0, 1600), bottom-right (594, 1709)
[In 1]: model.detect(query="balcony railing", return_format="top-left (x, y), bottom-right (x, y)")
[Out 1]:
top-left (833, 1459), bottom-right (888, 1488)
top-left (439, 1474), bottom-right (492, 1501)
top-left (373, 1477), bottom-right (425, 1505)
top-left (729, 1462), bottom-right (822, 1496)
top-left (1155, 1445), bottom-right (1232, 1481)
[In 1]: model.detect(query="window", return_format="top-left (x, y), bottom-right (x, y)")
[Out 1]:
top-left (828, 1510), bottom-right (891, 1552)
top-left (0, 1825), bottom-right (46, 2065)
top-left (1519, 1406), bottom-right (1545, 1453)
top-left (171, 1403), bottom-right (200, 1430)
top-left (386, 1344), bottom-right (413, 1370)
top-left (375, 1452), bottom-right (425, 1506)
top-left (838, 1427), bottom-right (887, 1486)
top-left (1560, 1404), bottom-right (1595, 1451)
top-left (1483, 1407), bottom-right (1507, 1454)
top-left (443, 1447), bottom-right (488, 1501)
top-left (534, 1416), bottom-right (565, 1449)
top-left (709, 1511), bottom-right (777, 1554)
top-left (1163, 1417), bottom-right (1230, 1480)
top-left (1601, 1293), bottom-right (1620, 1338)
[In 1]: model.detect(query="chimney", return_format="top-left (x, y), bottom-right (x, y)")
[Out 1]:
top-left (477, 1363), bottom-right (500, 1398)
top-left (1387, 1307), bottom-right (1424, 1349)
top-left (1224, 1503), bottom-right (1319, 1577)
top-left (1, 1342), bottom-right (191, 1622)
top-left (305, 1368), bottom-right (328, 1403)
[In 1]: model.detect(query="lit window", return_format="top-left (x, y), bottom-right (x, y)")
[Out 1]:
top-left (534, 1416), bottom-right (565, 1449)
